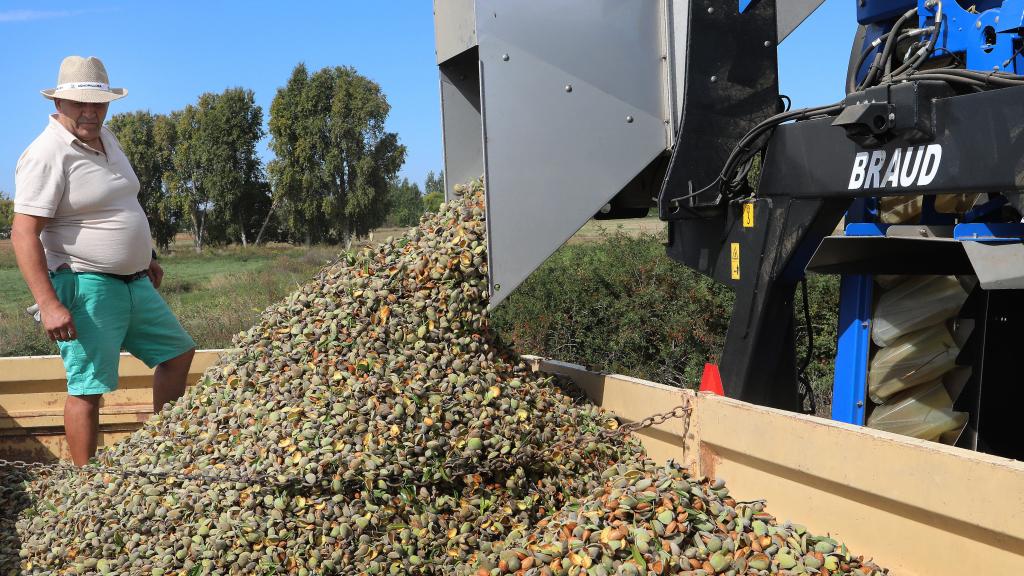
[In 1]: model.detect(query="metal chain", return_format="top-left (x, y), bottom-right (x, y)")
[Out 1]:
top-left (546, 404), bottom-right (692, 461)
top-left (0, 403), bottom-right (694, 565)
top-left (2, 405), bottom-right (696, 569)
top-left (0, 456), bottom-right (301, 492)
top-left (0, 404), bottom-right (692, 493)
top-left (608, 404), bottom-right (692, 438)
top-left (433, 403), bottom-right (693, 480)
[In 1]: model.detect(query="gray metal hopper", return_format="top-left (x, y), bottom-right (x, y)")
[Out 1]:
top-left (434, 0), bottom-right (824, 306)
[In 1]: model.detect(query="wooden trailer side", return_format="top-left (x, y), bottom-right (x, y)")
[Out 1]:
top-left (534, 357), bottom-right (1024, 576)
top-left (3, 352), bottom-right (1023, 574)
top-left (0, 351), bottom-right (222, 462)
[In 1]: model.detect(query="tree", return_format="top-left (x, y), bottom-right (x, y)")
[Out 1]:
top-left (269, 63), bottom-right (406, 245)
top-left (200, 89), bottom-right (268, 247)
top-left (425, 170), bottom-right (444, 196)
top-left (107, 111), bottom-right (180, 250)
top-left (0, 192), bottom-right (12, 237)
top-left (167, 88), bottom-right (268, 251)
top-left (422, 170), bottom-right (445, 214)
top-left (153, 114), bottom-right (180, 243)
top-left (165, 104), bottom-right (207, 252)
top-left (264, 64), bottom-right (308, 245)
top-left (384, 177), bottom-right (423, 227)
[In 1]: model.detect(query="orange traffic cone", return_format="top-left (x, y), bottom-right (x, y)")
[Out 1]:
top-left (699, 363), bottom-right (724, 396)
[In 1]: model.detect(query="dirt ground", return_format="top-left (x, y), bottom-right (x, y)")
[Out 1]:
top-left (568, 217), bottom-right (666, 244)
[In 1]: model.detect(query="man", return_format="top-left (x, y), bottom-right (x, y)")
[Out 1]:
top-left (12, 56), bottom-right (195, 466)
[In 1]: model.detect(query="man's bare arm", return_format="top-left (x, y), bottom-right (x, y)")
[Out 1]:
top-left (11, 213), bottom-right (77, 342)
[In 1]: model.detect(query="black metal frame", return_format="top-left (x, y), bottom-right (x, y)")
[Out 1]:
top-left (955, 288), bottom-right (1024, 460)
top-left (658, 0), bottom-right (780, 216)
top-left (664, 81), bottom-right (1024, 411)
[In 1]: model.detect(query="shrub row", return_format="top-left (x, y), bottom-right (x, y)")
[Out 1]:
top-left (489, 232), bottom-right (839, 415)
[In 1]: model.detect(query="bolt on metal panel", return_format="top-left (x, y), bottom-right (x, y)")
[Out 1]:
top-left (473, 0), bottom-right (672, 306)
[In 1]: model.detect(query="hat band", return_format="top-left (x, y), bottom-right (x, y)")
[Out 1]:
top-left (56, 82), bottom-right (110, 91)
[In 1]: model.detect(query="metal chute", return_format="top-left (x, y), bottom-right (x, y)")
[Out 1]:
top-left (434, 0), bottom-right (820, 307)
top-left (436, 0), bottom-right (675, 306)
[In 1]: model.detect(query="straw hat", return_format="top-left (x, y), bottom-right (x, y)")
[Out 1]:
top-left (41, 56), bottom-right (127, 103)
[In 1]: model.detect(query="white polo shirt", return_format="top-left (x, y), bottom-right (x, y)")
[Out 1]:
top-left (15, 114), bottom-right (152, 275)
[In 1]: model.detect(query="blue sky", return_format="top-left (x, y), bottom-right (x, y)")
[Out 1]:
top-left (0, 1), bottom-right (855, 198)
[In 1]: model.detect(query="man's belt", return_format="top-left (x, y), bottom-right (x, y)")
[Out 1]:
top-left (105, 270), bottom-right (149, 283)
top-left (54, 264), bottom-right (149, 283)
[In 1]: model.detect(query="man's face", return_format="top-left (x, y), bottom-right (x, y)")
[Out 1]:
top-left (54, 99), bottom-right (109, 142)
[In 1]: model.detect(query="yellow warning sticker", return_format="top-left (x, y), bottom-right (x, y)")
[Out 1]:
top-left (730, 243), bottom-right (740, 280)
top-left (742, 203), bottom-right (754, 228)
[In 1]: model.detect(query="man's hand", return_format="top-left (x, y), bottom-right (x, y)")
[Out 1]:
top-left (11, 213), bottom-right (77, 342)
top-left (148, 259), bottom-right (164, 289)
top-left (40, 301), bottom-right (77, 342)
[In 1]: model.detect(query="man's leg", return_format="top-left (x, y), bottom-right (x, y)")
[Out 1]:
top-left (54, 274), bottom-right (127, 467)
top-left (64, 393), bottom-right (102, 467)
top-left (153, 347), bottom-right (195, 413)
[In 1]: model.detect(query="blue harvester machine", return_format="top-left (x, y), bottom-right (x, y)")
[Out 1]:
top-left (433, 0), bottom-right (1024, 460)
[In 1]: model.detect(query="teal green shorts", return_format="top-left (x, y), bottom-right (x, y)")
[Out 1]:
top-left (50, 270), bottom-right (196, 396)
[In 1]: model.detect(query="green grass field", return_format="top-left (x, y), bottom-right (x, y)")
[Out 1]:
top-left (0, 239), bottom-right (342, 357)
top-left (0, 218), bottom-right (659, 357)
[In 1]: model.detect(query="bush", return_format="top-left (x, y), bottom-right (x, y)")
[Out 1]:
top-left (0, 195), bottom-right (12, 240)
top-left (795, 271), bottom-right (840, 416)
top-left (490, 232), bottom-right (839, 415)
top-left (384, 178), bottom-right (425, 228)
top-left (491, 232), bottom-right (733, 388)
top-left (422, 191), bottom-right (444, 214)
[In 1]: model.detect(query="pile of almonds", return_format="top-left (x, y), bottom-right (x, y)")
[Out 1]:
top-left (1, 181), bottom-right (886, 575)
